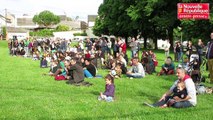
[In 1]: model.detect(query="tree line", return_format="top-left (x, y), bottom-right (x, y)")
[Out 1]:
top-left (93, 0), bottom-right (213, 49)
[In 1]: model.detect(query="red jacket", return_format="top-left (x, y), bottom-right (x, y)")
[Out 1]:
top-left (120, 43), bottom-right (126, 54)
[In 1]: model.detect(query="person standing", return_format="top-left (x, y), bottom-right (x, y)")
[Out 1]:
top-left (206, 32), bottom-right (213, 84)
top-left (176, 42), bottom-right (183, 63)
top-left (85, 38), bottom-right (93, 51)
top-left (24, 38), bottom-right (30, 57)
top-left (164, 39), bottom-right (171, 57)
top-left (196, 39), bottom-right (205, 65)
top-left (186, 41), bottom-right (193, 59)
top-left (129, 38), bottom-right (138, 58)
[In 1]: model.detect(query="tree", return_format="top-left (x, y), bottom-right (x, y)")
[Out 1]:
top-left (94, 0), bottom-right (213, 49)
top-left (127, 0), bottom-right (180, 49)
top-left (56, 25), bottom-right (70, 31)
top-left (179, 0), bottom-right (213, 44)
top-left (93, 0), bottom-right (138, 43)
top-left (33, 10), bottom-right (60, 28)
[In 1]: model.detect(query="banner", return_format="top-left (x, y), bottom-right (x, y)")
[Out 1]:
top-left (177, 3), bottom-right (209, 19)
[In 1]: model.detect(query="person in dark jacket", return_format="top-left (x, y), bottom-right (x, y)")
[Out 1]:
top-left (40, 56), bottom-right (48, 68)
top-left (66, 58), bottom-right (84, 84)
top-left (83, 58), bottom-right (96, 78)
top-left (85, 38), bottom-right (93, 50)
top-left (98, 74), bottom-right (115, 102)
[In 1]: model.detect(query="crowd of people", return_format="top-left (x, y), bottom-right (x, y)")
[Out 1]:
top-left (7, 31), bottom-right (213, 107)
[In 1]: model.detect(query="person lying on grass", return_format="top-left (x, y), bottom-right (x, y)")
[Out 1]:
top-left (98, 74), bottom-right (115, 102)
top-left (145, 68), bottom-right (196, 108)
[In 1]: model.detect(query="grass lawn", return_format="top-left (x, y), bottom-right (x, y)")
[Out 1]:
top-left (0, 41), bottom-right (212, 120)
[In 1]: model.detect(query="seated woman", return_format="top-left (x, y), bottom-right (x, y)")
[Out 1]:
top-left (141, 52), bottom-right (155, 74)
top-left (158, 56), bottom-right (175, 76)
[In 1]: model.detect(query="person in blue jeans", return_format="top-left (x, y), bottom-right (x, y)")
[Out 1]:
top-left (160, 81), bottom-right (188, 108)
top-left (83, 58), bottom-right (96, 78)
top-left (98, 74), bottom-right (115, 102)
top-left (144, 68), bottom-right (197, 108)
top-left (126, 57), bottom-right (145, 78)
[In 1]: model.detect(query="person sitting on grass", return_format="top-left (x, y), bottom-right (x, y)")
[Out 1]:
top-left (110, 63), bottom-right (122, 78)
top-left (83, 58), bottom-right (96, 78)
top-left (126, 57), bottom-right (145, 78)
top-left (49, 56), bottom-right (66, 77)
top-left (157, 56), bottom-right (175, 76)
top-left (160, 81), bottom-right (187, 108)
top-left (66, 58), bottom-right (84, 84)
top-left (144, 68), bottom-right (196, 108)
top-left (40, 56), bottom-right (48, 68)
top-left (98, 74), bottom-right (115, 102)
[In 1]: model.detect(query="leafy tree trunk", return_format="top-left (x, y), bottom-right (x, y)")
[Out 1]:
top-left (168, 27), bottom-right (174, 50)
top-left (125, 36), bottom-right (128, 46)
top-left (153, 26), bottom-right (158, 50)
top-left (144, 35), bottom-right (147, 49)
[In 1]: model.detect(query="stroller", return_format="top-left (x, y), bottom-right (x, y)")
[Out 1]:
top-left (187, 54), bottom-right (206, 84)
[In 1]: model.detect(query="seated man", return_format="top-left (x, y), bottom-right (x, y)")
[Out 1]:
top-left (158, 56), bottom-right (175, 76)
top-left (145, 68), bottom-right (197, 108)
top-left (66, 58), bottom-right (84, 84)
top-left (84, 58), bottom-right (97, 78)
top-left (126, 57), bottom-right (145, 78)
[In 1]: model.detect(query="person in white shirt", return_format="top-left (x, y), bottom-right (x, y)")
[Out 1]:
top-left (146, 68), bottom-right (197, 108)
top-left (126, 57), bottom-right (145, 78)
top-left (79, 40), bottom-right (84, 51)
top-left (164, 39), bottom-right (171, 57)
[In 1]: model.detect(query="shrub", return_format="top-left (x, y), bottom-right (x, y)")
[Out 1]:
top-left (73, 32), bottom-right (87, 36)
top-left (30, 29), bottom-right (54, 37)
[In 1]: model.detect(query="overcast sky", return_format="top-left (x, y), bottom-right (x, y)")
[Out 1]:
top-left (0, 0), bottom-right (103, 21)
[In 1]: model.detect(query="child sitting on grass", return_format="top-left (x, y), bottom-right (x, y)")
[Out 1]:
top-left (98, 74), bottom-right (115, 102)
top-left (160, 81), bottom-right (187, 108)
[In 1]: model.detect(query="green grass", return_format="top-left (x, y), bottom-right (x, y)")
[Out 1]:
top-left (0, 41), bottom-right (212, 120)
